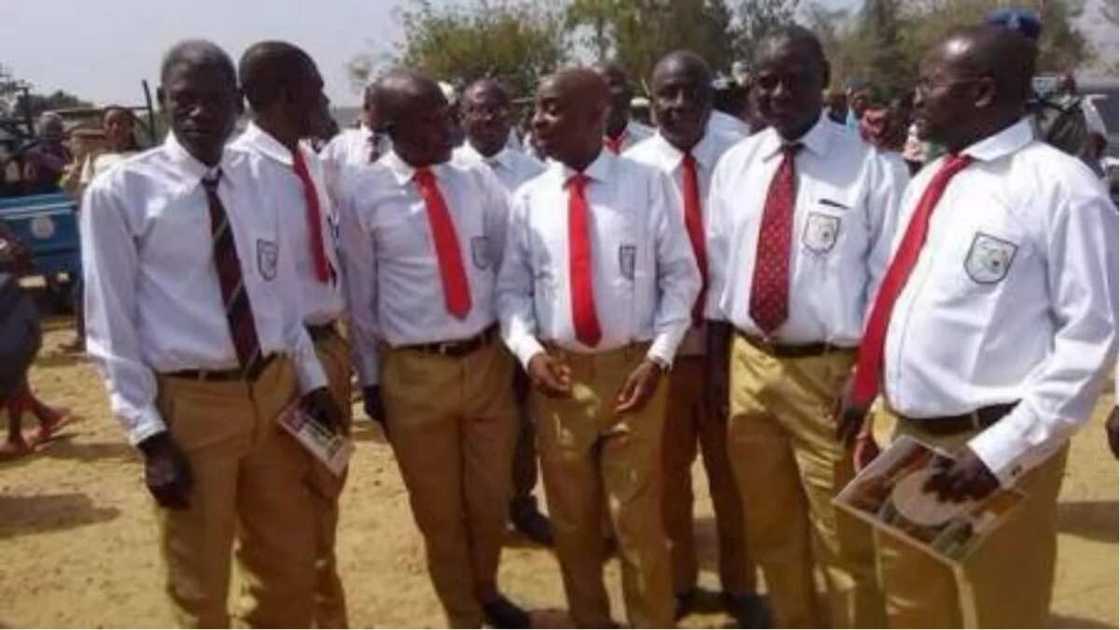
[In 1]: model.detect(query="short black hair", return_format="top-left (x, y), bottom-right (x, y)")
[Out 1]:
top-left (238, 40), bottom-right (314, 112)
top-left (160, 39), bottom-right (236, 86)
top-left (760, 25), bottom-right (828, 69)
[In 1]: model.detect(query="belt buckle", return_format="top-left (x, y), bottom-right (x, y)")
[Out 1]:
top-left (758, 336), bottom-right (777, 355)
top-left (436, 341), bottom-right (455, 356)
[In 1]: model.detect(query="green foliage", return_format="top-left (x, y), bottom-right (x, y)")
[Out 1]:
top-left (731, 0), bottom-right (801, 69)
top-left (392, 0), bottom-right (568, 100)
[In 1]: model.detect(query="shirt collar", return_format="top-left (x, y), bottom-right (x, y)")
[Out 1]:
top-left (240, 122), bottom-right (296, 166)
top-left (649, 128), bottom-right (723, 172)
top-left (958, 118), bottom-right (1033, 163)
top-left (463, 141), bottom-right (513, 170)
top-left (164, 131), bottom-right (231, 185)
top-left (382, 150), bottom-right (451, 186)
top-left (759, 113), bottom-right (833, 160)
top-left (548, 148), bottom-right (614, 186)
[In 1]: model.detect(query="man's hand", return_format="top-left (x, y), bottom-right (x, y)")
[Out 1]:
top-left (704, 322), bottom-right (732, 420)
top-left (362, 385), bottom-right (387, 427)
top-left (923, 448), bottom-right (1000, 503)
top-left (301, 387), bottom-right (344, 434)
top-left (834, 375), bottom-right (870, 448)
top-left (852, 433), bottom-right (881, 472)
top-left (527, 352), bottom-right (572, 398)
top-left (138, 432), bottom-right (192, 510)
top-left (615, 358), bottom-right (663, 414)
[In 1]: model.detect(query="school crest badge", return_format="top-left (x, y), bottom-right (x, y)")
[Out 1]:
top-left (803, 212), bottom-right (840, 254)
top-left (257, 239), bottom-right (279, 281)
top-left (471, 236), bottom-right (491, 270)
top-left (964, 232), bottom-right (1017, 284)
top-left (618, 244), bottom-right (637, 280)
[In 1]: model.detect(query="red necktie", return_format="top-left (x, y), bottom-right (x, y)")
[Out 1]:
top-left (414, 167), bottom-right (472, 319)
top-left (749, 143), bottom-right (801, 334)
top-left (681, 153), bottom-right (707, 325)
top-left (604, 132), bottom-right (625, 155)
top-left (567, 174), bottom-right (602, 347)
top-left (850, 154), bottom-right (973, 407)
top-left (202, 171), bottom-right (262, 374)
top-left (291, 148), bottom-right (332, 283)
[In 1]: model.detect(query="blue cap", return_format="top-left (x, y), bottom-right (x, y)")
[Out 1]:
top-left (985, 8), bottom-right (1042, 41)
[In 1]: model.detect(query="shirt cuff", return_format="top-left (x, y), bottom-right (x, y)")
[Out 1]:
top-left (967, 404), bottom-right (1036, 488)
top-left (293, 354), bottom-right (329, 395)
top-left (120, 404), bottom-right (167, 447)
top-left (648, 332), bottom-right (683, 368)
top-left (513, 335), bottom-right (546, 371)
top-left (355, 351), bottom-right (380, 387)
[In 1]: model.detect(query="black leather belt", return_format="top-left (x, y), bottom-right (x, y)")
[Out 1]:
top-left (307, 321), bottom-right (338, 342)
top-left (165, 354), bottom-right (277, 382)
top-left (903, 402), bottom-right (1018, 435)
top-left (738, 331), bottom-right (856, 359)
top-left (401, 324), bottom-right (498, 358)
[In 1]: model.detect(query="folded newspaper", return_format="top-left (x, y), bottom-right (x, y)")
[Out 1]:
top-left (833, 435), bottom-right (1025, 568)
top-left (276, 402), bottom-right (354, 477)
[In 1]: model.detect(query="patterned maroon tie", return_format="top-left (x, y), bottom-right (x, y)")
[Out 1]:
top-left (749, 143), bottom-right (801, 334)
top-left (202, 170), bottom-right (263, 374)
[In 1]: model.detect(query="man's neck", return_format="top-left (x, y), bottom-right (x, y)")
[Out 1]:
top-left (945, 113), bottom-right (1020, 155)
top-left (469, 138), bottom-right (503, 159)
top-left (254, 114), bottom-right (299, 153)
top-left (562, 145), bottom-right (602, 173)
top-left (606, 119), bottom-right (628, 140)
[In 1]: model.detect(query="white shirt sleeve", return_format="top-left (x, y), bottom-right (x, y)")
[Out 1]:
top-left (276, 216), bottom-right (328, 395)
top-left (81, 181), bottom-right (164, 446)
top-left (497, 190), bottom-right (546, 369)
top-left (337, 172), bottom-right (382, 386)
top-left (479, 166), bottom-right (511, 271)
top-left (648, 170), bottom-right (702, 364)
top-left (969, 186), bottom-right (1119, 486)
top-left (704, 155), bottom-right (732, 322)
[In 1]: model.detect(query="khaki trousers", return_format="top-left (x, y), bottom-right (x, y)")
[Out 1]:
top-left (310, 330), bottom-right (351, 628)
top-left (662, 356), bottom-right (755, 597)
top-left (533, 344), bottom-right (674, 628)
top-left (726, 335), bottom-right (883, 628)
top-left (875, 417), bottom-right (1069, 628)
top-left (154, 357), bottom-right (318, 628)
top-left (381, 338), bottom-right (518, 628)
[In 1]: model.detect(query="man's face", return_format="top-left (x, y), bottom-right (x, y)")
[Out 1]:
top-left (849, 90), bottom-right (871, 116)
top-left (532, 77), bottom-right (601, 165)
top-left (392, 87), bottom-right (454, 166)
top-left (651, 62), bottom-right (711, 151)
top-left (290, 60), bottom-right (330, 139)
top-left (912, 50), bottom-right (984, 145)
top-left (161, 61), bottom-right (239, 163)
top-left (461, 86), bottom-right (511, 157)
top-left (103, 109), bottom-right (134, 150)
top-left (599, 67), bottom-right (632, 132)
top-left (753, 40), bottom-right (826, 139)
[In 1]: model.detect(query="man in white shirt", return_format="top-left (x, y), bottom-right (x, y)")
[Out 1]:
top-left (624, 50), bottom-right (759, 625)
top-left (452, 78), bottom-right (552, 547)
top-left (82, 40), bottom-right (341, 628)
top-left (708, 108), bottom-right (751, 139)
top-left (231, 41), bottom-right (350, 628)
top-left (840, 26), bottom-right (1118, 628)
top-left (335, 70), bottom-right (528, 629)
top-left (705, 26), bottom-right (906, 628)
top-left (593, 62), bottom-right (655, 154)
top-left (497, 68), bottom-right (700, 628)
top-left (319, 79), bottom-right (389, 191)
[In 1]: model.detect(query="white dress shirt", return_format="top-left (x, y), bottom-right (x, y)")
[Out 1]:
top-left (337, 151), bottom-right (511, 386)
top-left (453, 141), bottom-right (544, 194)
top-left (231, 123), bottom-right (345, 326)
top-left (606, 120), bottom-right (656, 153)
top-left (708, 110), bottom-right (752, 139)
top-left (881, 118), bottom-right (1118, 486)
top-left (82, 133), bottom-right (327, 446)
top-left (706, 115), bottom-right (909, 346)
top-left (497, 150), bottom-right (701, 369)
top-left (319, 125), bottom-right (389, 198)
top-left (626, 128), bottom-right (743, 356)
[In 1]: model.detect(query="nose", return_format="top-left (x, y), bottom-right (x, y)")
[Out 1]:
top-left (531, 109), bottom-right (547, 132)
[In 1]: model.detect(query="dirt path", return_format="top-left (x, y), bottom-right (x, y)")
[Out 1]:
top-left (1, 321), bottom-right (1116, 628)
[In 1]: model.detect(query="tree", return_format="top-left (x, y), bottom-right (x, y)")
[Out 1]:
top-left (731, 0), bottom-right (801, 70)
top-left (566, 0), bottom-right (737, 90)
top-left (365, 0), bottom-right (568, 101)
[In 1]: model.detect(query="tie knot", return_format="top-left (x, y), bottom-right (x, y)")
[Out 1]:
top-left (682, 152), bottom-right (697, 168)
top-left (201, 169), bottom-right (222, 191)
top-left (414, 167), bottom-right (435, 186)
top-left (566, 173), bottom-right (588, 190)
top-left (781, 142), bottom-right (803, 157)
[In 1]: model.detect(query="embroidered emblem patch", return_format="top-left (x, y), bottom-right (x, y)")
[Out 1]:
top-left (618, 244), bottom-right (637, 280)
top-left (471, 236), bottom-right (491, 270)
top-left (964, 232), bottom-right (1018, 284)
top-left (802, 212), bottom-right (841, 254)
top-left (257, 239), bottom-right (278, 281)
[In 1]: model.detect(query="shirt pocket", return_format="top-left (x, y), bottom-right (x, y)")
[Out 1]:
top-left (949, 214), bottom-right (1032, 297)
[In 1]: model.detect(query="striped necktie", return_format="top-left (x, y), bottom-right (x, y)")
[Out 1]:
top-left (202, 170), bottom-right (263, 375)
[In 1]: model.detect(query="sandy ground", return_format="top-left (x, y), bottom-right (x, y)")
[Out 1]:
top-left (0, 319), bottom-right (1116, 628)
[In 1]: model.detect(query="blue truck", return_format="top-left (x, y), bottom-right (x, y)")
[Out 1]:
top-left (0, 192), bottom-right (80, 308)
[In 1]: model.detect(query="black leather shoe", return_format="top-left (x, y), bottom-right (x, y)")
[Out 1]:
top-left (483, 594), bottom-right (531, 629)
top-left (674, 588), bottom-right (698, 620)
top-left (722, 592), bottom-right (770, 628)
top-left (511, 505), bottom-right (554, 546)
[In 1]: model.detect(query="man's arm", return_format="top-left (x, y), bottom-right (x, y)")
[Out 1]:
top-left (703, 156), bottom-right (734, 419)
top-left (648, 171), bottom-right (701, 366)
top-left (336, 170), bottom-right (381, 389)
top-left (495, 190), bottom-right (545, 370)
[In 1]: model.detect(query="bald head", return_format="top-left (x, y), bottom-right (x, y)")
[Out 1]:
top-left (932, 25), bottom-right (1036, 108)
top-left (532, 67), bottom-right (611, 169)
top-left (377, 69), bottom-right (445, 131)
top-left (650, 50), bottom-right (713, 150)
top-left (592, 62), bottom-right (633, 137)
top-left (238, 41), bottom-right (316, 112)
top-left (543, 68), bottom-right (610, 111)
top-left (160, 39), bottom-right (236, 86)
top-left (377, 69), bottom-right (454, 167)
top-left (651, 50), bottom-right (712, 88)
top-left (464, 78), bottom-right (509, 105)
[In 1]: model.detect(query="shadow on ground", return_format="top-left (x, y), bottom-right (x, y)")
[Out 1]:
top-left (0, 492), bottom-right (120, 539)
top-left (1057, 500), bottom-right (1119, 543)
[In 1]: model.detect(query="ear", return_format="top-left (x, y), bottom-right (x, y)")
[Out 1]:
top-left (974, 76), bottom-right (996, 109)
